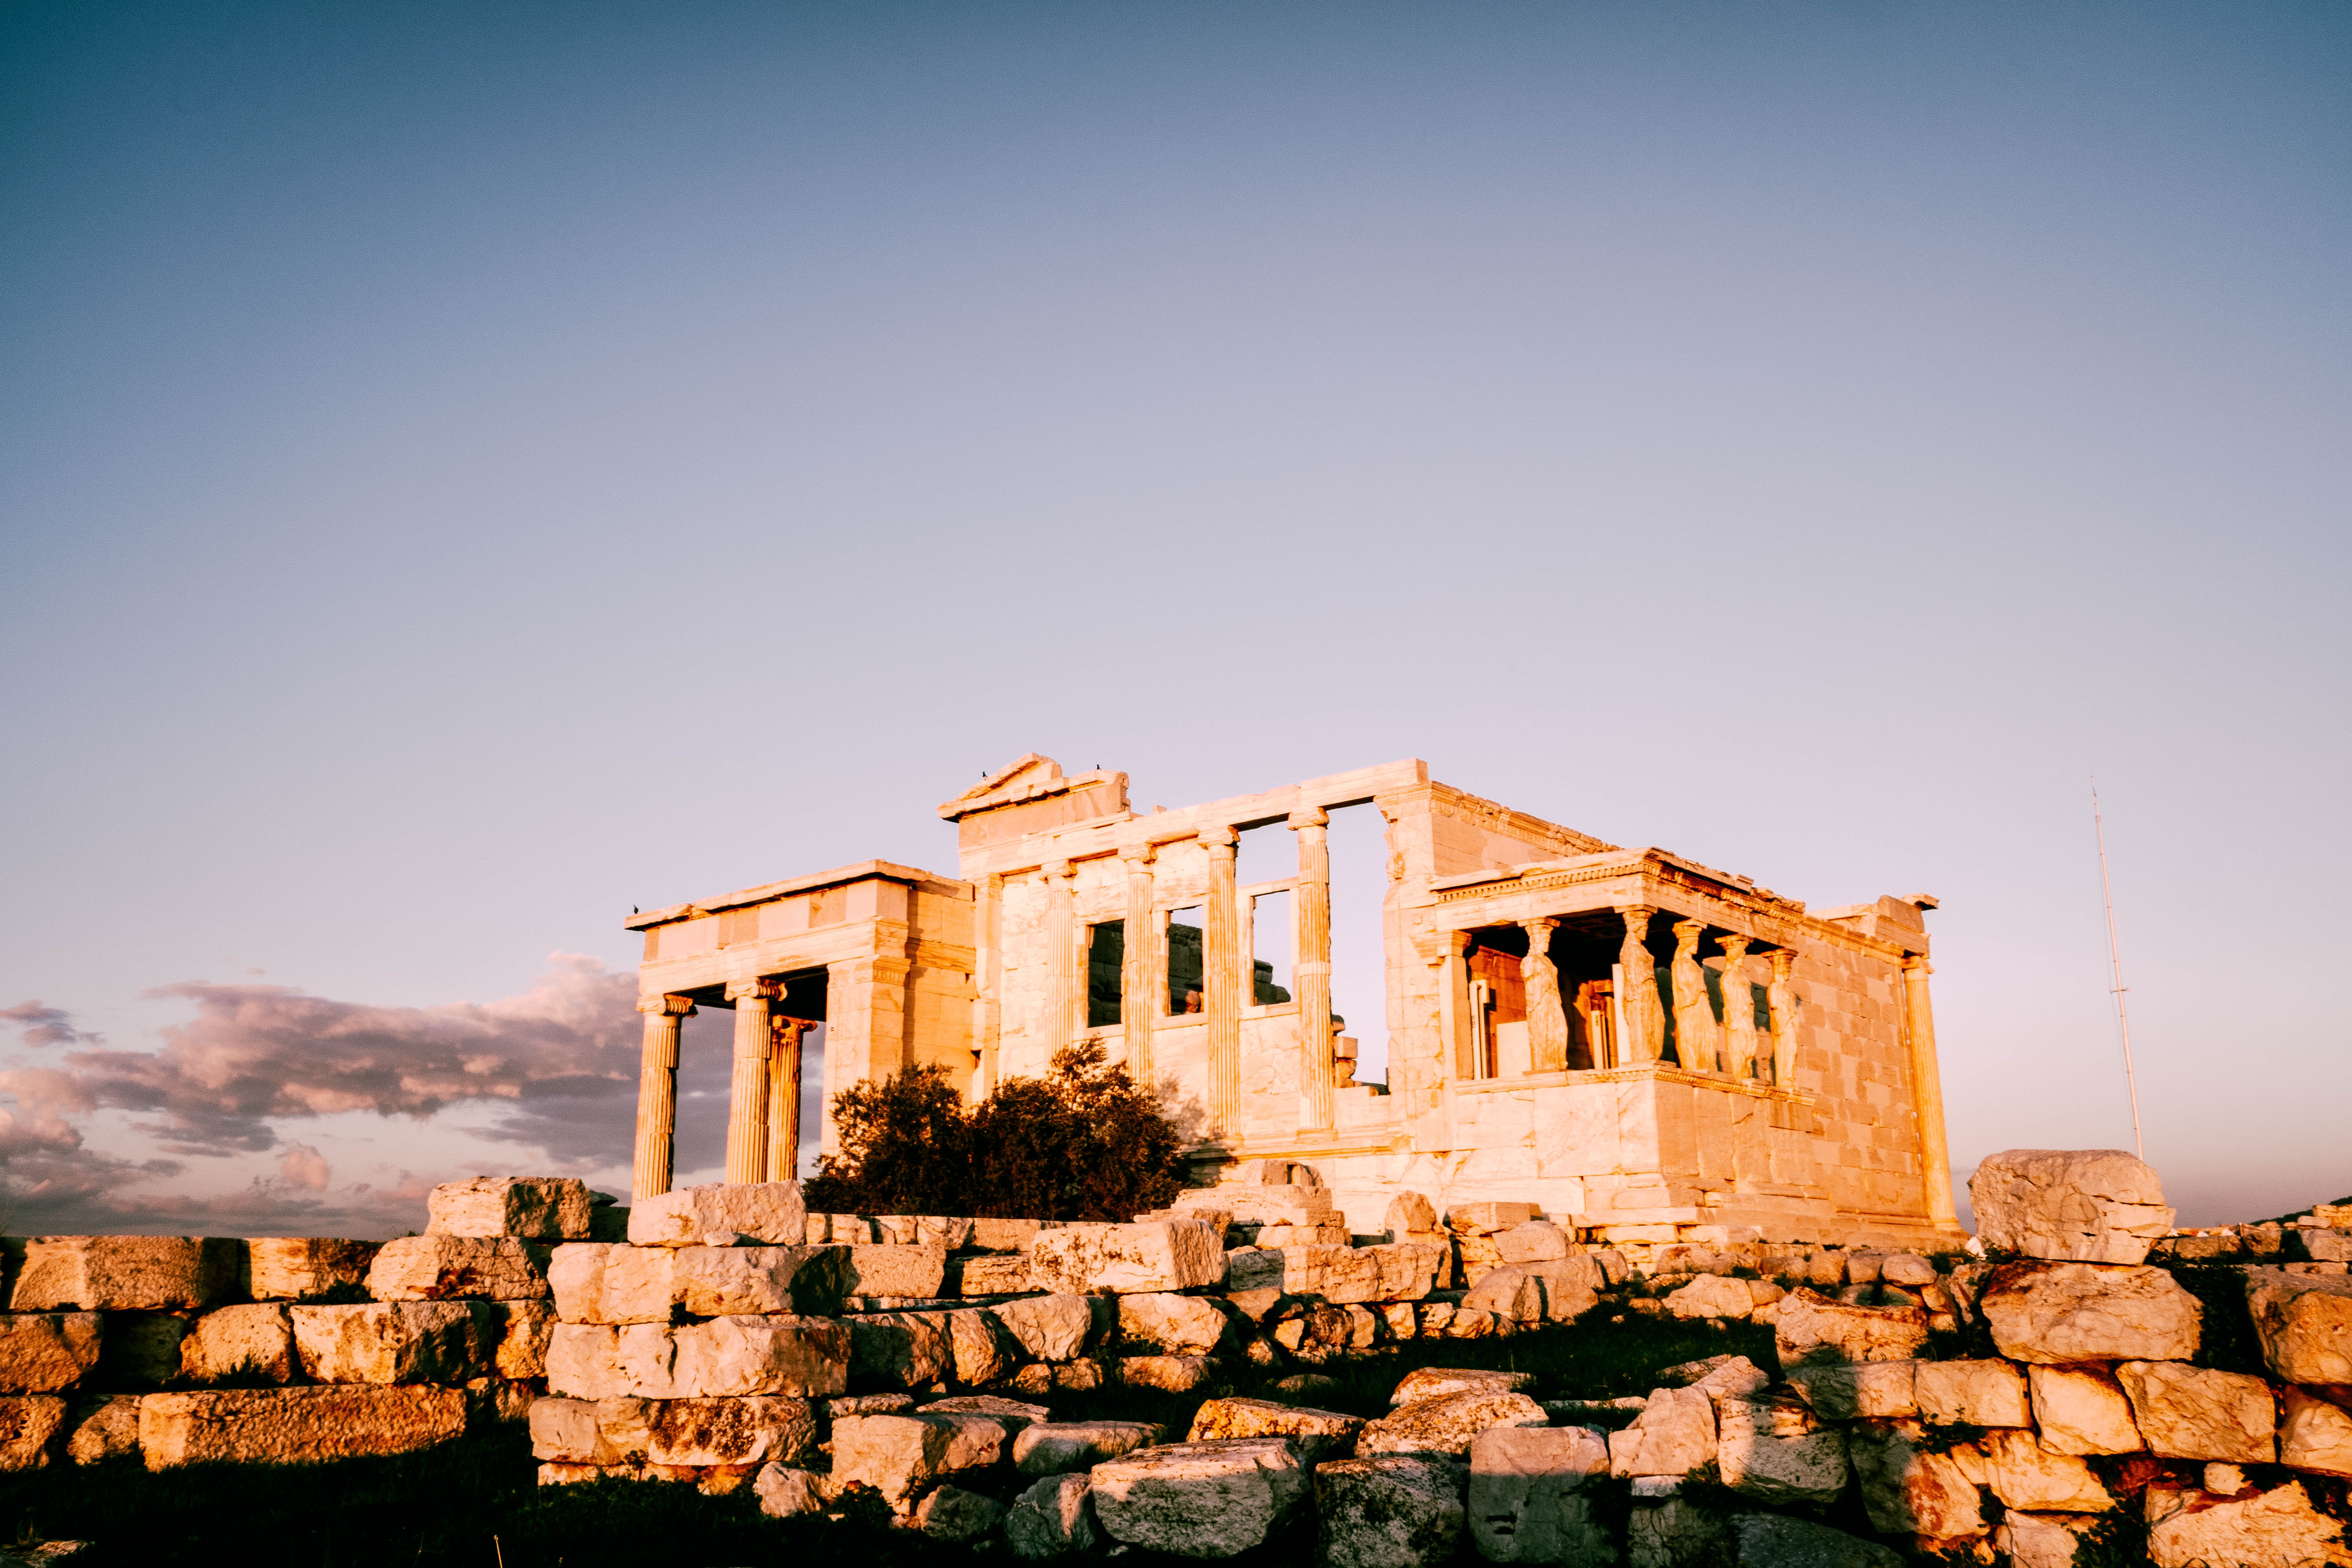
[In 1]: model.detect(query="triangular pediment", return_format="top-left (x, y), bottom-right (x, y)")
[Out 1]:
top-left (938, 753), bottom-right (1065, 818)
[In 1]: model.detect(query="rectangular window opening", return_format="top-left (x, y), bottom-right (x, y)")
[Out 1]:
top-left (1165, 906), bottom-right (1205, 1016)
top-left (1085, 920), bottom-right (1125, 1030)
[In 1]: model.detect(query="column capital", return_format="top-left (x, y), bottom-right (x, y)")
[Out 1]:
top-left (1287, 808), bottom-right (1329, 830)
top-left (1903, 955), bottom-right (1933, 975)
top-left (1718, 933), bottom-right (1751, 958)
top-left (1043, 858), bottom-right (1073, 881)
top-left (1615, 903), bottom-right (1657, 923)
top-left (1198, 825), bottom-right (1236, 851)
top-left (1120, 843), bottom-right (1158, 867)
top-left (724, 977), bottom-right (780, 1004)
top-left (1670, 917), bottom-right (1706, 944)
top-left (1520, 916), bottom-right (1559, 938)
top-left (637, 993), bottom-right (696, 1017)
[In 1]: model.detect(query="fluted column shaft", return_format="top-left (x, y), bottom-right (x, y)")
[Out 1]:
top-left (1120, 849), bottom-right (1156, 1085)
top-left (1520, 917), bottom-right (1570, 1073)
top-left (1291, 809), bottom-right (1334, 1130)
top-left (1201, 828), bottom-right (1241, 1139)
top-left (1903, 957), bottom-right (1958, 1226)
top-left (632, 994), bottom-right (695, 1201)
top-left (724, 978), bottom-right (775, 1184)
top-left (767, 1015), bottom-right (803, 1182)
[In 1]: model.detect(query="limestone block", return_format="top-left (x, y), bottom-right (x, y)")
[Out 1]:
top-left (1608, 1387), bottom-right (1717, 1479)
top-left (1221, 1248), bottom-right (1284, 1294)
top-left (1116, 1354), bottom-right (1210, 1392)
top-left (290, 1302), bottom-right (494, 1384)
top-left (1728, 1514), bottom-right (1902, 1567)
top-left (2282, 1388), bottom-right (2352, 1478)
top-left (0, 1396), bottom-right (66, 1470)
top-left (844, 1244), bottom-right (946, 1300)
top-left (993, 1294), bottom-right (1094, 1362)
top-left (242, 1238), bottom-right (380, 1301)
top-left (1007, 1472), bottom-right (1098, 1558)
top-left (1786, 1361), bottom-right (1917, 1420)
top-left (916, 1483), bottom-right (1008, 1543)
top-left (1627, 1496), bottom-right (1728, 1568)
top-left (2243, 1267), bottom-right (2352, 1384)
top-left (1715, 1390), bottom-right (1847, 1504)
top-left (1007, 1358), bottom-right (1105, 1395)
top-left (925, 1410), bottom-right (1013, 1469)
top-left (2027, 1365), bottom-right (2142, 1454)
top-left (829, 1413), bottom-right (955, 1506)
top-left (1014, 1419), bottom-right (1162, 1475)
top-left (941, 1307), bottom-right (1020, 1385)
top-left (2305, 1229), bottom-right (2352, 1265)
top-left (953, 1254), bottom-right (1033, 1296)
top-left (971, 1216), bottom-right (1043, 1253)
top-left (179, 1303), bottom-right (295, 1383)
top-left (528, 1395), bottom-right (613, 1463)
top-left (138, 1386), bottom-right (465, 1467)
top-left (1448, 1203), bottom-right (1538, 1235)
top-left (466, 1375), bottom-right (534, 1426)
top-left (0, 1314), bottom-right (101, 1392)
top-left (64, 1394), bottom-right (140, 1464)
top-left (1522, 1256), bottom-right (1602, 1323)
top-left (1494, 1223), bottom-right (1572, 1265)
top-left (1773, 1288), bottom-right (1927, 1366)
top-left (548, 1243), bottom-right (665, 1324)
top-left (1980, 1261), bottom-right (2200, 1364)
top-left (656, 1315), bottom-right (849, 1398)
top-left (427, 1177), bottom-right (594, 1240)
top-left (1880, 1253), bottom-right (1938, 1287)
top-left (1666, 1275), bottom-right (1754, 1321)
top-left (1317, 1453), bottom-right (1466, 1568)
top-left (495, 1300), bottom-right (554, 1380)
top-left (1993, 1512), bottom-right (2104, 1568)
top-left (1979, 1428), bottom-right (2112, 1512)
top-left (677, 1246), bottom-right (847, 1318)
top-left (753, 1462), bottom-right (823, 1517)
top-left (1466, 1424), bottom-right (1609, 1563)
top-left (365, 1236), bottom-right (548, 1301)
top-left (1273, 1245), bottom-right (1381, 1304)
top-left (849, 1312), bottom-right (951, 1387)
top-left (1363, 1389), bottom-right (1546, 1458)
top-left (2144, 1479), bottom-right (2352, 1568)
top-left (1089, 1437), bottom-right (1310, 1556)
top-left (1027, 1221), bottom-right (1221, 1294)
top-left (1848, 1419), bottom-right (1985, 1540)
top-left (1118, 1291), bottom-right (1227, 1355)
top-left (643, 1396), bottom-right (815, 1467)
top-left (95, 1312), bottom-right (186, 1388)
top-left (1187, 1397), bottom-right (1359, 1460)
top-left (1362, 1243), bottom-right (1444, 1302)
top-left (1462, 1266), bottom-right (1544, 1323)
top-left (1912, 1359), bottom-right (2029, 1428)
top-left (1384, 1192), bottom-right (1437, 1238)
top-left (1391, 1367), bottom-right (1534, 1405)
top-left (1969, 1148), bottom-right (2174, 1264)
top-left (9, 1237), bottom-right (237, 1312)
top-left (2116, 1359), bottom-right (2276, 1463)
top-left (626, 1182), bottom-right (808, 1248)
top-left (544, 1323), bottom-right (624, 1399)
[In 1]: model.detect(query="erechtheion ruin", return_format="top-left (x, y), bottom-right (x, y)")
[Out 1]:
top-left (625, 757), bottom-right (1963, 1249)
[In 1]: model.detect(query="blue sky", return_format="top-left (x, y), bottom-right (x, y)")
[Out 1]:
top-left (2, 2), bottom-right (2345, 1234)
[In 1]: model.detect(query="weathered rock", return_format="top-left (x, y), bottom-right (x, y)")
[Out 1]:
top-left (678, 1245), bottom-right (847, 1317)
top-left (1006, 1472), bottom-right (1099, 1559)
top-left (1448, 1203), bottom-right (1539, 1234)
top-left (844, 1244), bottom-right (947, 1299)
top-left (645, 1396), bottom-right (816, 1467)
top-left (1089, 1437), bottom-right (1310, 1557)
top-left (1993, 1511), bottom-right (2104, 1568)
top-left (2145, 1478), bottom-right (2352, 1568)
top-left (1786, 1361), bottom-right (1916, 1421)
top-left (242, 1238), bottom-right (381, 1301)
top-left (1187, 1397), bottom-right (1359, 1460)
top-left (753, 1462), bottom-right (823, 1517)
top-left (1494, 1222), bottom-right (1573, 1265)
top-left (926, 1409), bottom-right (1014, 1469)
top-left (1980, 1260), bottom-right (2200, 1363)
top-left (1773, 1289), bottom-right (1928, 1366)
top-left (1666, 1274), bottom-right (1755, 1321)
top-left (627, 1182), bottom-right (808, 1248)
top-left (1385, 1192), bottom-right (1438, 1237)
top-left (365, 1236), bottom-right (548, 1301)
top-left (2027, 1364), bottom-right (2143, 1454)
top-left (1879, 1253), bottom-right (1938, 1287)
top-left (528, 1395), bottom-right (621, 1463)
top-left (1683, 1355), bottom-right (1771, 1399)
top-left (954, 1254), bottom-right (1033, 1296)
top-left (1116, 1354), bottom-right (1210, 1392)
top-left (2243, 1267), bottom-right (2352, 1385)
top-left (1969, 1148), bottom-right (2174, 1264)
top-left (1715, 1390), bottom-right (1847, 1504)
top-left (96, 1312), bottom-right (187, 1388)
top-left (1014, 1419), bottom-right (1162, 1474)
top-left (547, 1243), bottom-right (668, 1323)
top-left (1318, 1453), bottom-right (1466, 1568)
top-left (849, 1312), bottom-right (951, 1387)
top-left (1466, 1423), bottom-right (1610, 1563)
top-left (1362, 1389), bottom-right (1546, 1457)
top-left (1120, 1292), bottom-right (1227, 1354)
top-left (9, 1238), bottom-right (238, 1312)
top-left (1730, 1512), bottom-right (1904, 1568)
top-left (0, 1396), bottom-right (67, 1470)
top-left (2282, 1387), bottom-right (2352, 1478)
top-left (428, 1177), bottom-right (594, 1240)
top-left (1911, 1359), bottom-right (2029, 1428)
top-left (0, 1314), bottom-right (101, 1393)
top-left (659, 1315), bottom-right (851, 1398)
top-left (829, 1412), bottom-right (955, 1506)
top-left (495, 1299), bottom-right (554, 1380)
top-left (291, 1302), bottom-right (494, 1384)
top-left (1462, 1266), bottom-right (1545, 1323)
top-left (943, 1307), bottom-right (1020, 1385)
top-left (1979, 1428), bottom-right (2112, 1512)
top-left (916, 1484), bottom-right (1008, 1543)
top-left (993, 1294), bottom-right (1095, 1362)
top-left (64, 1394), bottom-right (140, 1464)
top-left (1363, 1243), bottom-right (1445, 1302)
top-left (1628, 1496), bottom-right (1729, 1568)
top-left (1522, 1257), bottom-right (1603, 1323)
top-left (178, 1303), bottom-right (295, 1383)
top-left (139, 1387), bottom-right (466, 1467)
top-left (1849, 1420), bottom-right (1984, 1540)
top-left (1027, 1222), bottom-right (1221, 1294)
top-left (2116, 1360), bottom-right (2276, 1463)
top-left (1610, 1386), bottom-right (1717, 1479)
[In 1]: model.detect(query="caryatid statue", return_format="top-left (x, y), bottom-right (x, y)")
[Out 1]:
top-left (1615, 906), bottom-right (1666, 1063)
top-left (1717, 935), bottom-right (1759, 1080)
top-left (1519, 917), bottom-right (1570, 1074)
top-left (1669, 919), bottom-right (1722, 1072)
top-left (1768, 949), bottom-right (1800, 1087)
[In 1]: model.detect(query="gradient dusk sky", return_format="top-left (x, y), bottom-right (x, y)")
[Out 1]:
top-left (2, 3), bottom-right (2345, 1236)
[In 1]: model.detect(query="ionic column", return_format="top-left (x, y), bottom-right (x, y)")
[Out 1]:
top-left (1520, 917), bottom-right (1570, 1073)
top-left (632, 993), bottom-right (695, 1201)
top-left (1200, 827), bottom-right (1242, 1138)
top-left (766, 1014), bottom-right (804, 1183)
top-left (1291, 809), bottom-right (1335, 1130)
top-left (1669, 919), bottom-right (1722, 1072)
top-left (1043, 860), bottom-right (1075, 1057)
top-left (1718, 935), bottom-right (1759, 1080)
top-left (723, 978), bottom-right (777, 1184)
top-left (1120, 848), bottom-right (1156, 1085)
top-left (1767, 950), bottom-right (1799, 1087)
top-left (1903, 956), bottom-right (1958, 1227)
top-left (1615, 906), bottom-right (1666, 1064)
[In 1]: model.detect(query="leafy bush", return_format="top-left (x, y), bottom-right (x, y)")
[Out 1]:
top-left (803, 1042), bottom-right (1186, 1221)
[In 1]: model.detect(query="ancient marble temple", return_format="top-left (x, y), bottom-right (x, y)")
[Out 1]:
top-left (625, 756), bottom-right (1964, 1249)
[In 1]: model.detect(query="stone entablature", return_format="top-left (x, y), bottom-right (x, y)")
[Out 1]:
top-left (624, 755), bottom-right (1963, 1248)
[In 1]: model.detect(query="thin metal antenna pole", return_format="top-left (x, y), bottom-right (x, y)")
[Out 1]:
top-left (2092, 776), bottom-right (2145, 1160)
